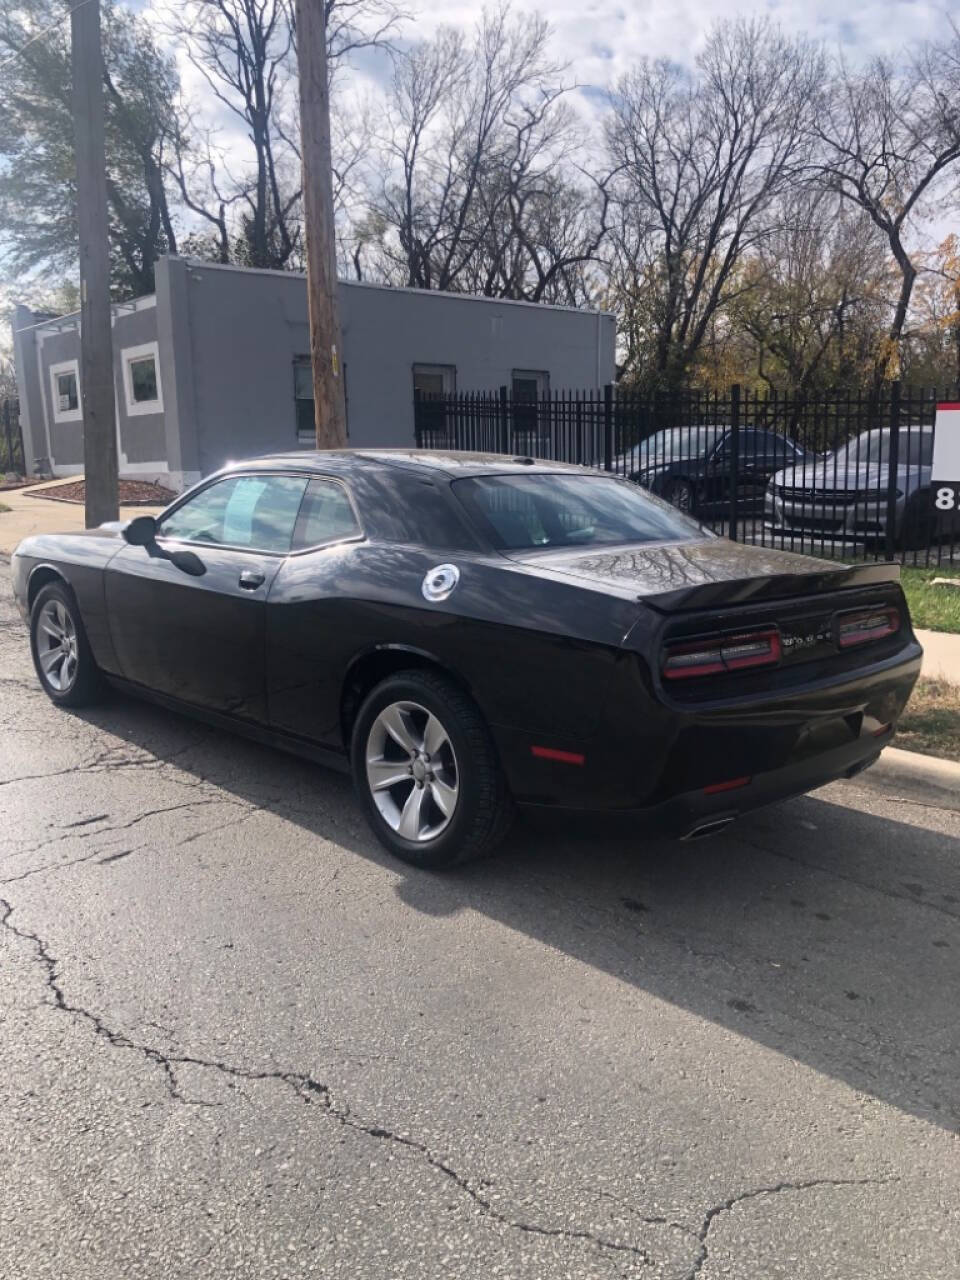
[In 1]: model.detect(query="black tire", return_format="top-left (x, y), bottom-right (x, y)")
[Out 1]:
top-left (664, 477), bottom-right (694, 513)
top-left (350, 669), bottom-right (514, 869)
top-left (29, 582), bottom-right (102, 708)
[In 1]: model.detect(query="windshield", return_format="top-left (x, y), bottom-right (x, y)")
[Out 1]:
top-left (637, 426), bottom-right (728, 465)
top-left (452, 473), bottom-right (703, 551)
top-left (830, 428), bottom-right (933, 468)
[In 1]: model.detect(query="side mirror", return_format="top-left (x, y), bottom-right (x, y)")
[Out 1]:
top-left (122, 514), bottom-right (158, 546)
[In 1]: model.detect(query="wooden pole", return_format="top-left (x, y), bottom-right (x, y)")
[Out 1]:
top-left (72, 0), bottom-right (119, 525)
top-left (295, 0), bottom-right (347, 449)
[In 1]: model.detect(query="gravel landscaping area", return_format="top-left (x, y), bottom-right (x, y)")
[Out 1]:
top-left (24, 479), bottom-right (176, 507)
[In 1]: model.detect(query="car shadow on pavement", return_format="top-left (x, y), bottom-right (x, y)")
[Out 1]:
top-left (75, 692), bottom-right (960, 1137)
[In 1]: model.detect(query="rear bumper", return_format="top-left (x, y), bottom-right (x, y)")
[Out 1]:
top-left (604, 730), bottom-right (888, 838)
top-left (496, 641), bottom-right (921, 821)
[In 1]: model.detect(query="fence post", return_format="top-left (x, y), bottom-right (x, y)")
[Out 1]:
top-left (884, 379), bottom-right (901, 561)
top-left (499, 384), bottom-right (509, 454)
top-left (1, 399), bottom-right (10, 473)
top-left (729, 384), bottom-right (741, 543)
top-left (603, 383), bottom-right (614, 472)
top-left (413, 389), bottom-right (423, 448)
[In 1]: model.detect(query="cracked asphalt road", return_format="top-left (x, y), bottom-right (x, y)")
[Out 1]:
top-left (1, 562), bottom-right (958, 1278)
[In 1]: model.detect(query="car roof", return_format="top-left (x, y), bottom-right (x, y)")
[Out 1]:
top-left (224, 449), bottom-right (596, 480)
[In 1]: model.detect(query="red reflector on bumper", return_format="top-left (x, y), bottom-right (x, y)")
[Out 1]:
top-left (531, 746), bottom-right (586, 766)
top-left (703, 776), bottom-right (751, 795)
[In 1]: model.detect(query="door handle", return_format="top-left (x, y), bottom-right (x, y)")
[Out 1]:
top-left (239, 569), bottom-right (265, 590)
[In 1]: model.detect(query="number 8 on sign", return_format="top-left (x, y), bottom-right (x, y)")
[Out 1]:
top-left (931, 404), bottom-right (960, 510)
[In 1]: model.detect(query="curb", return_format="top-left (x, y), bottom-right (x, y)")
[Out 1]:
top-left (857, 746), bottom-right (960, 811)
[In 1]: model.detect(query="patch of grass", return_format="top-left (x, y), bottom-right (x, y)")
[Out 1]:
top-left (0, 501), bottom-right (10, 514)
top-left (896, 678), bottom-right (960, 762)
top-left (899, 566), bottom-right (960, 634)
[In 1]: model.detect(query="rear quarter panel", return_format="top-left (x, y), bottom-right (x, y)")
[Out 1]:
top-left (266, 542), bottom-right (644, 749)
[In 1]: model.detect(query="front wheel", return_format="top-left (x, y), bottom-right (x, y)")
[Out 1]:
top-left (351, 670), bottom-right (513, 869)
top-left (29, 582), bottom-right (102, 708)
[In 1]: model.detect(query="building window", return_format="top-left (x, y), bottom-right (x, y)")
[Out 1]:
top-left (293, 356), bottom-right (350, 445)
top-left (512, 369), bottom-right (549, 444)
top-left (413, 364), bottom-right (456, 440)
top-left (49, 360), bottom-right (82, 423)
top-left (121, 342), bottom-right (163, 416)
top-left (512, 369), bottom-right (549, 401)
top-left (413, 363), bottom-right (456, 398)
top-left (294, 356), bottom-right (315, 444)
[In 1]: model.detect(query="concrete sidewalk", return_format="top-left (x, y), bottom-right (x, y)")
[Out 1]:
top-left (0, 478), bottom-right (162, 556)
top-left (914, 627), bottom-right (960, 685)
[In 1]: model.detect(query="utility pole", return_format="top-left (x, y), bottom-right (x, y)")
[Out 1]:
top-left (295, 0), bottom-right (348, 449)
top-left (72, 0), bottom-right (118, 525)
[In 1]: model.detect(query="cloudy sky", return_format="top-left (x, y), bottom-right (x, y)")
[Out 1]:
top-left (2, 0), bottom-right (956, 362)
top-left (401, 0), bottom-right (954, 84)
top-left (149, 0), bottom-right (959, 118)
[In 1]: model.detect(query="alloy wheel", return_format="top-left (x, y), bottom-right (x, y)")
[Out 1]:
top-left (36, 599), bottom-right (79, 692)
top-left (365, 700), bottom-right (460, 842)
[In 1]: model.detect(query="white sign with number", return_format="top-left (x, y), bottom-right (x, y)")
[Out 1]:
top-left (932, 402), bottom-right (960, 511)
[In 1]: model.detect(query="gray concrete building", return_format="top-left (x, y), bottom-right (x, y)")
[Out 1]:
top-left (12, 256), bottom-right (616, 490)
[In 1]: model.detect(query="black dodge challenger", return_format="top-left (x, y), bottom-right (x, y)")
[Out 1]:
top-left (12, 450), bottom-right (921, 868)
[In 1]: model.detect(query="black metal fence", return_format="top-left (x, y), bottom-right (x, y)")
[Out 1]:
top-left (414, 383), bottom-right (960, 567)
top-left (0, 398), bottom-right (25, 476)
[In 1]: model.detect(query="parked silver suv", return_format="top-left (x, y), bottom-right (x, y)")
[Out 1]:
top-left (764, 426), bottom-right (949, 549)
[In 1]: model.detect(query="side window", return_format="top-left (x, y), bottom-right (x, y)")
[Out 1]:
top-left (709, 432), bottom-right (733, 463)
top-left (159, 475), bottom-right (309, 553)
top-left (292, 478), bottom-right (361, 550)
top-left (755, 430), bottom-right (796, 461)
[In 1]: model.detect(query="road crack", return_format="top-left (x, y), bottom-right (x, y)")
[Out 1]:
top-left (0, 798), bottom-right (252, 884)
top-left (684, 1176), bottom-right (899, 1279)
top-left (0, 896), bottom-right (651, 1268)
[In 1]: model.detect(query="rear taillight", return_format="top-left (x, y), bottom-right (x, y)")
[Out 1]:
top-left (662, 628), bottom-right (781, 680)
top-left (836, 607), bottom-right (900, 648)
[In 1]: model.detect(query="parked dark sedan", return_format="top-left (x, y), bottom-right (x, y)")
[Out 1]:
top-left (12, 450), bottom-right (920, 867)
top-left (620, 426), bottom-right (817, 514)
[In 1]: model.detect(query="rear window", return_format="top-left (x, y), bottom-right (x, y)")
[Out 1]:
top-left (452, 473), bottom-right (702, 551)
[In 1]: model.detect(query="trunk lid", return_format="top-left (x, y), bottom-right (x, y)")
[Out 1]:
top-left (507, 537), bottom-right (901, 612)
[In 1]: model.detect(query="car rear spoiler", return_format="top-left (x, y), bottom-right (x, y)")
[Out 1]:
top-left (640, 560), bottom-right (902, 614)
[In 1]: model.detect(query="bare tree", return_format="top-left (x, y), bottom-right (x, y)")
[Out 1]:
top-left (360, 5), bottom-right (606, 303)
top-left (605, 18), bottom-right (823, 389)
top-left (165, 0), bottom-right (301, 270)
top-left (728, 190), bottom-right (890, 394)
top-left (813, 31), bottom-right (960, 384)
top-left (164, 0), bottom-right (405, 271)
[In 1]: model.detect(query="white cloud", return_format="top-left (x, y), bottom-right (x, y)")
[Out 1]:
top-left (399, 0), bottom-right (955, 91)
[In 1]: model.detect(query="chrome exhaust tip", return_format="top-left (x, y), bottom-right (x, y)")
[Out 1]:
top-left (682, 816), bottom-right (737, 841)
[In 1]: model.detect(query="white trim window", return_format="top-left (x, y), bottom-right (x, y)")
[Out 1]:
top-left (413, 363), bottom-right (456, 397)
top-left (121, 341), bottom-right (163, 417)
top-left (512, 369), bottom-right (550, 400)
top-left (413, 364), bottom-right (456, 440)
top-left (49, 359), bottom-right (82, 424)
